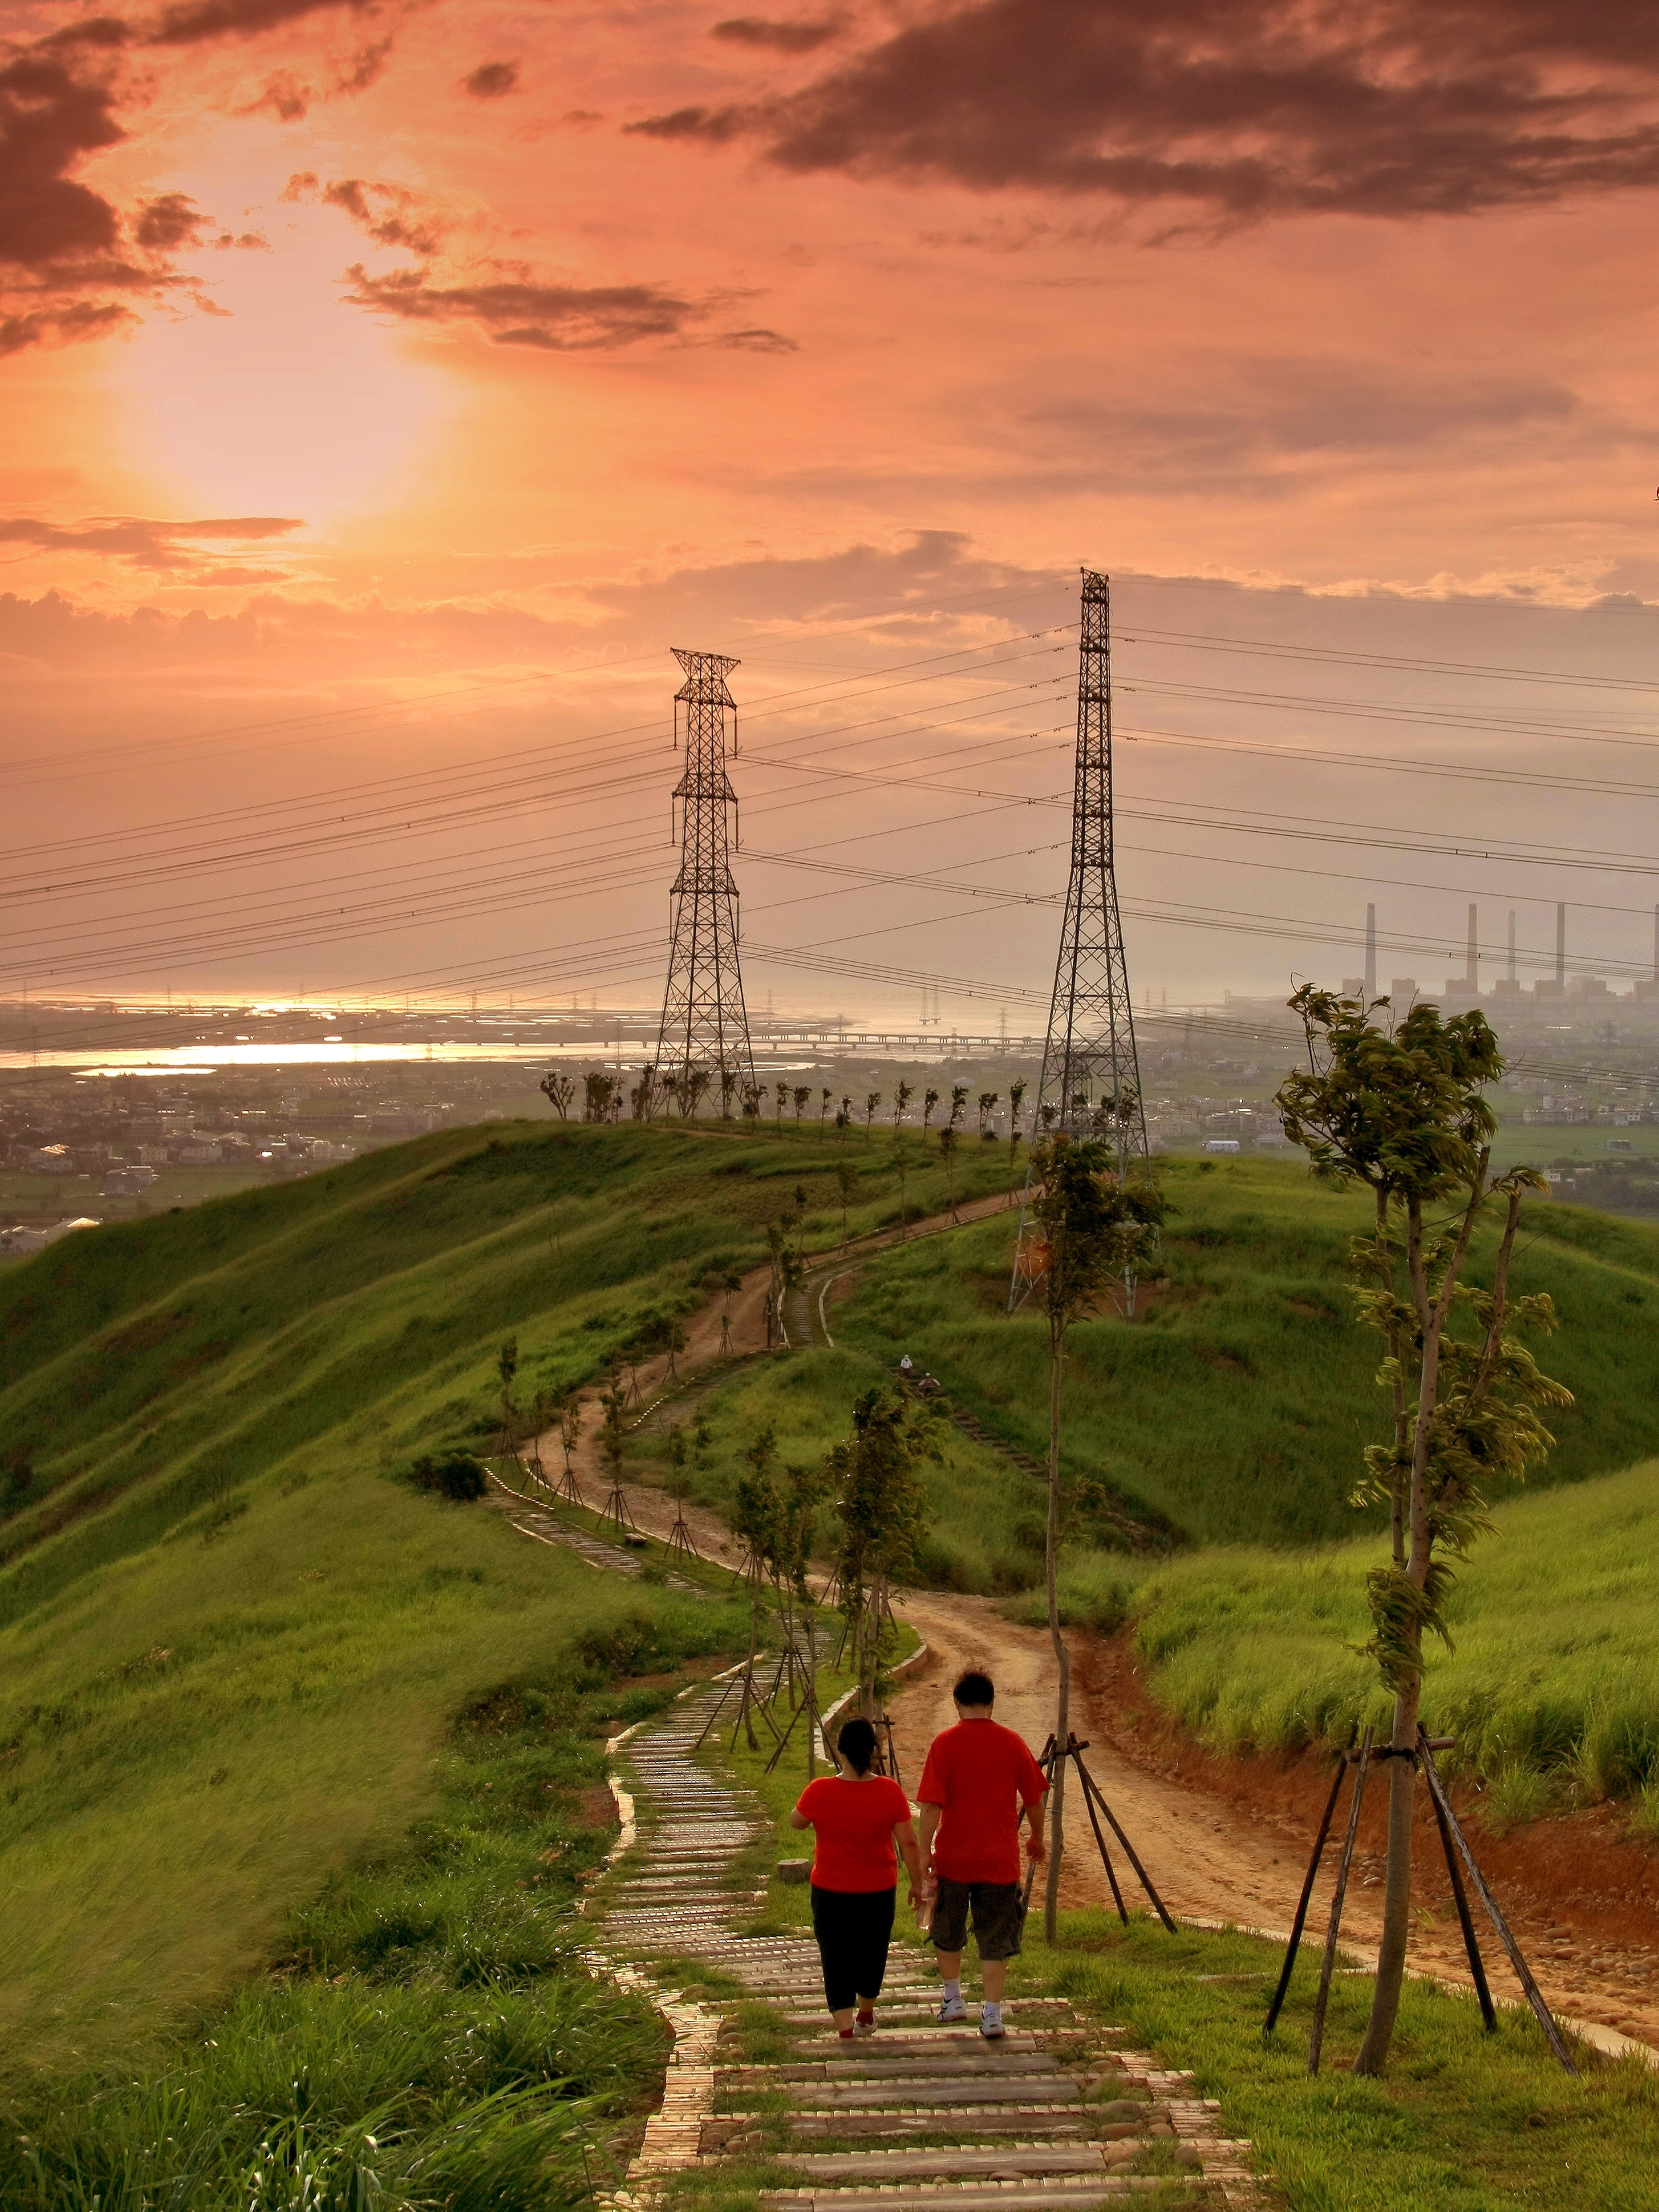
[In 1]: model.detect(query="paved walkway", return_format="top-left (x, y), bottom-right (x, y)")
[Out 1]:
top-left (593, 1684), bottom-right (1259, 2210)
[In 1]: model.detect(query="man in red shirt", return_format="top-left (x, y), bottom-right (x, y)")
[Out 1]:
top-left (916, 1668), bottom-right (1048, 2039)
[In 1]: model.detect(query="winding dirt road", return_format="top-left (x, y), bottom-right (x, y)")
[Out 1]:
top-left (522, 1196), bottom-right (1659, 2065)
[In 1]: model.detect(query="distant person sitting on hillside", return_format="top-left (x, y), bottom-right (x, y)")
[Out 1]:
top-left (917, 1670), bottom-right (1048, 2040)
top-left (791, 1717), bottom-right (924, 2039)
top-left (914, 1372), bottom-right (941, 1397)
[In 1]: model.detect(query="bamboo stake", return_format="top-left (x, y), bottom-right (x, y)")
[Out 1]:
top-left (1069, 1740), bottom-right (1129, 1925)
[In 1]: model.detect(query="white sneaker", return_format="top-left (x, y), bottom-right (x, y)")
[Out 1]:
top-left (979, 2008), bottom-right (1006, 2041)
top-left (935, 1994), bottom-right (969, 2023)
top-left (854, 2015), bottom-right (876, 2038)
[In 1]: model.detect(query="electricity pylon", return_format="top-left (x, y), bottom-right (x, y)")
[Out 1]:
top-left (1010, 569), bottom-right (1153, 1308)
top-left (655, 647), bottom-right (755, 1105)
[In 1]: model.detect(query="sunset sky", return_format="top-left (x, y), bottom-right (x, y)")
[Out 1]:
top-left (4, 0), bottom-right (1658, 1024)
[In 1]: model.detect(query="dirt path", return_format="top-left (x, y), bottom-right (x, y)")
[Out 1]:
top-left (517, 1187), bottom-right (1659, 2064)
top-left (885, 1591), bottom-right (1659, 2064)
top-left (530, 1188), bottom-right (1016, 1527)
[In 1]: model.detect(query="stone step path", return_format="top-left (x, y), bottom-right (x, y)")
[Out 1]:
top-left (592, 1683), bottom-right (1259, 2210)
top-left (485, 1478), bottom-right (701, 1590)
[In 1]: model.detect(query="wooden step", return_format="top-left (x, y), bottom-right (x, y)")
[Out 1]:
top-left (760, 2184), bottom-right (1198, 2211)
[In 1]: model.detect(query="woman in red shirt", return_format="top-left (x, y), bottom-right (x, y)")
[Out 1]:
top-left (791, 1716), bottom-right (924, 2037)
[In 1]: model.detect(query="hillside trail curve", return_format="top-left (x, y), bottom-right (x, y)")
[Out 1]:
top-left (502, 1171), bottom-right (1659, 2065)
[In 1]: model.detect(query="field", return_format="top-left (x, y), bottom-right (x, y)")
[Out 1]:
top-left (1106, 1456), bottom-right (1659, 1822)
top-left (8, 1115), bottom-right (1659, 2205)
top-left (674, 1153), bottom-right (1659, 1555)
top-left (0, 1120), bottom-right (1011, 2065)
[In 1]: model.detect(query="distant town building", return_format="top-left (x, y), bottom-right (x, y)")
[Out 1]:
top-left (41, 1217), bottom-right (101, 1243)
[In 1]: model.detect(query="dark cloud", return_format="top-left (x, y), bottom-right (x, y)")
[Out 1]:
top-left (711, 17), bottom-right (843, 55)
top-left (714, 325), bottom-right (799, 352)
top-left (147, 0), bottom-right (382, 48)
top-left (133, 190), bottom-right (209, 250)
top-left (321, 176), bottom-right (440, 253)
top-left (245, 68), bottom-right (311, 118)
top-left (1025, 361), bottom-right (1581, 489)
top-left (462, 60), bottom-right (519, 100)
top-left (0, 513), bottom-right (303, 571)
top-left (343, 265), bottom-right (704, 350)
top-left (0, 299), bottom-right (134, 356)
top-left (0, 52), bottom-right (127, 271)
top-left (633, 0), bottom-right (1659, 220)
top-left (1, 1), bottom-right (395, 356)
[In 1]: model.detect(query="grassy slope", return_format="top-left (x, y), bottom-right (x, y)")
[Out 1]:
top-left (643, 1344), bottom-right (1036, 1595)
top-left (0, 1118), bottom-right (1011, 1622)
top-left (831, 1154), bottom-right (1659, 1546)
top-left (1123, 1456), bottom-right (1659, 1816)
top-left (0, 1120), bottom-right (1008, 2068)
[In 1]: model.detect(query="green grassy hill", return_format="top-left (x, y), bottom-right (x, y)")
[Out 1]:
top-left (7, 1117), bottom-right (1657, 2151)
top-left (1120, 1455), bottom-right (1659, 1824)
top-left (0, 1119), bottom-right (1008, 2076)
top-left (826, 1154), bottom-right (1659, 1547)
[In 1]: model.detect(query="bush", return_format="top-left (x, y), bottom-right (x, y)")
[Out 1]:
top-left (407, 1451), bottom-right (489, 1502)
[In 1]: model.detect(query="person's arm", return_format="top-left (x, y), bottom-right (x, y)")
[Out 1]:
top-left (916, 1800), bottom-right (942, 1889)
top-left (894, 1815), bottom-right (924, 1905)
top-left (790, 1783), bottom-right (817, 1833)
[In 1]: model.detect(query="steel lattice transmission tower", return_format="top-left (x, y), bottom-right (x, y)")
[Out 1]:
top-left (1035, 570), bottom-right (1152, 1162)
top-left (1010, 571), bottom-right (1152, 1306)
top-left (655, 647), bottom-right (755, 1103)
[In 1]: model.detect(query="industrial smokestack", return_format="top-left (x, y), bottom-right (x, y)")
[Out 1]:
top-left (1557, 903), bottom-right (1567, 987)
top-left (1508, 911), bottom-right (1517, 983)
top-left (1364, 903), bottom-right (1377, 999)
top-left (1466, 903), bottom-right (1478, 988)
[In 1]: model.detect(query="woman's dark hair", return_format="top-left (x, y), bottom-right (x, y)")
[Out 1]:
top-left (836, 1717), bottom-right (878, 1775)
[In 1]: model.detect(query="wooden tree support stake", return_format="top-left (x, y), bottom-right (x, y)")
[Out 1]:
top-left (1068, 1735), bottom-right (1176, 1933)
top-left (1265, 1729), bottom-right (1356, 2037)
top-left (1420, 1739), bottom-right (1576, 2073)
top-left (599, 1484), bottom-right (639, 1536)
top-left (1309, 1727), bottom-right (1372, 2075)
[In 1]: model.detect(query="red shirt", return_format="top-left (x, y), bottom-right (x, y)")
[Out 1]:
top-left (917, 1719), bottom-right (1048, 1885)
top-left (795, 1775), bottom-right (913, 1892)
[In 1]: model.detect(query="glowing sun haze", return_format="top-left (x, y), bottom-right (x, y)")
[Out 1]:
top-left (3, 0), bottom-right (1658, 1016)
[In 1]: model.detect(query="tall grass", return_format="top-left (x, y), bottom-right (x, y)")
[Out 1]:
top-left (1119, 1456), bottom-right (1659, 1814)
top-left (3, 1636), bottom-right (728, 2211)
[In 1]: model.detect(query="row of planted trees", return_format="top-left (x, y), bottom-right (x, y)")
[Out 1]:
top-left (542, 1064), bottom-right (1104, 1146)
top-left (720, 1389), bottom-right (941, 1772)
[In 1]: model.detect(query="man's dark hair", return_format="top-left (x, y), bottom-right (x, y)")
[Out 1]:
top-left (837, 1716), bottom-right (879, 1775)
top-left (953, 1670), bottom-right (994, 1707)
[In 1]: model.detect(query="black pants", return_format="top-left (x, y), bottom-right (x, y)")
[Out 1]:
top-left (810, 1884), bottom-right (896, 2014)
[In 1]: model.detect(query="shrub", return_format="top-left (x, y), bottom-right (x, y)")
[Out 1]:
top-left (407, 1451), bottom-right (489, 1502)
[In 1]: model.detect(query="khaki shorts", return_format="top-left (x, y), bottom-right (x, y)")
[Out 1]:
top-left (929, 1877), bottom-right (1026, 1961)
